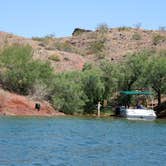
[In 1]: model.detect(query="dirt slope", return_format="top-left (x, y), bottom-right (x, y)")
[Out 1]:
top-left (0, 89), bottom-right (64, 116)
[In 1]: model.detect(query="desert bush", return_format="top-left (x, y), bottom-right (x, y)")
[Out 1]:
top-left (32, 34), bottom-right (55, 41)
top-left (32, 34), bottom-right (55, 47)
top-left (89, 40), bottom-right (107, 58)
top-left (82, 63), bottom-right (92, 71)
top-left (132, 33), bottom-right (141, 40)
top-left (159, 49), bottom-right (166, 57)
top-left (54, 41), bottom-right (75, 52)
top-left (48, 54), bottom-right (60, 61)
top-left (96, 23), bottom-right (109, 34)
top-left (153, 34), bottom-right (166, 45)
top-left (118, 26), bottom-right (131, 31)
top-left (63, 57), bottom-right (70, 61)
top-left (32, 37), bottom-right (45, 42)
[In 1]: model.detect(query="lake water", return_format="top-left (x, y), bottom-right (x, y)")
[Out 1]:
top-left (0, 117), bottom-right (166, 166)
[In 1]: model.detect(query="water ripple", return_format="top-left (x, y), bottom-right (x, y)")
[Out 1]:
top-left (0, 117), bottom-right (166, 166)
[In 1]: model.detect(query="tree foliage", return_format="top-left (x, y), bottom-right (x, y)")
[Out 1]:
top-left (0, 45), bottom-right (54, 95)
top-left (143, 55), bottom-right (166, 105)
top-left (82, 68), bottom-right (105, 113)
top-left (51, 72), bottom-right (86, 114)
top-left (99, 60), bottom-right (119, 100)
top-left (119, 50), bottom-right (151, 90)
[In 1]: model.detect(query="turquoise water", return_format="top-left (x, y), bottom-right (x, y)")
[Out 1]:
top-left (0, 117), bottom-right (166, 166)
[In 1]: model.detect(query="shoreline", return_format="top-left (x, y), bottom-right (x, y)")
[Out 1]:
top-left (1, 113), bottom-right (165, 119)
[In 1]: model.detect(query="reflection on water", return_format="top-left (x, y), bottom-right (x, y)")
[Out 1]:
top-left (0, 117), bottom-right (166, 166)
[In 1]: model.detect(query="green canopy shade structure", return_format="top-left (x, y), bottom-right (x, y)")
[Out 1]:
top-left (120, 91), bottom-right (153, 95)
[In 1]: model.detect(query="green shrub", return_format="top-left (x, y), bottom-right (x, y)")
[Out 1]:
top-left (153, 34), bottom-right (166, 45)
top-left (82, 63), bottom-right (92, 71)
top-left (159, 49), bottom-right (166, 57)
top-left (96, 24), bottom-right (109, 34)
top-left (32, 34), bottom-right (55, 47)
top-left (32, 37), bottom-right (45, 42)
top-left (118, 26), bottom-right (131, 31)
top-left (54, 41), bottom-right (75, 52)
top-left (32, 34), bottom-right (55, 41)
top-left (132, 33), bottom-right (141, 40)
top-left (64, 57), bottom-right (70, 61)
top-left (48, 54), bottom-right (60, 61)
top-left (89, 40), bottom-right (106, 58)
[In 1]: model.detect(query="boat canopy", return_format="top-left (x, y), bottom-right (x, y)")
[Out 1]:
top-left (120, 91), bottom-right (153, 95)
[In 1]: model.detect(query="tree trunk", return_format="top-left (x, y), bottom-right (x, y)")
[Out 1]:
top-left (157, 90), bottom-right (161, 106)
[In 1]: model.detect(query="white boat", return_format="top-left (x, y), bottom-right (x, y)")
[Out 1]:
top-left (120, 106), bottom-right (156, 120)
top-left (118, 90), bottom-right (157, 120)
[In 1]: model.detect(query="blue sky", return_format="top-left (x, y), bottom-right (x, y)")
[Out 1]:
top-left (0, 0), bottom-right (165, 37)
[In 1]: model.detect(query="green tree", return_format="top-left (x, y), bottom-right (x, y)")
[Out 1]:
top-left (82, 68), bottom-right (105, 113)
top-left (144, 56), bottom-right (166, 106)
top-left (120, 51), bottom-right (150, 90)
top-left (99, 60), bottom-right (119, 100)
top-left (0, 45), bottom-right (54, 95)
top-left (118, 50), bottom-right (151, 106)
top-left (51, 71), bottom-right (86, 114)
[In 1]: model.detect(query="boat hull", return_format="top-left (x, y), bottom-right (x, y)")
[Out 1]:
top-left (120, 108), bottom-right (157, 120)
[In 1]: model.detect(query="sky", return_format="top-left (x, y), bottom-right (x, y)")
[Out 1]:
top-left (0, 0), bottom-right (165, 37)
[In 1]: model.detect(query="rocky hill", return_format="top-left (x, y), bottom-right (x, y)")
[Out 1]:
top-left (0, 28), bottom-right (166, 72)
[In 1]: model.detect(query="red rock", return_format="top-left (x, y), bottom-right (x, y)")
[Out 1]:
top-left (0, 89), bottom-right (64, 117)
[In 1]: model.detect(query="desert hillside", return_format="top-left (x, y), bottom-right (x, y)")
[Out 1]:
top-left (0, 27), bottom-right (165, 116)
top-left (1, 27), bottom-right (166, 72)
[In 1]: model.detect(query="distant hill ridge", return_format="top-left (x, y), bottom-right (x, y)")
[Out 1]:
top-left (0, 27), bottom-right (166, 72)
